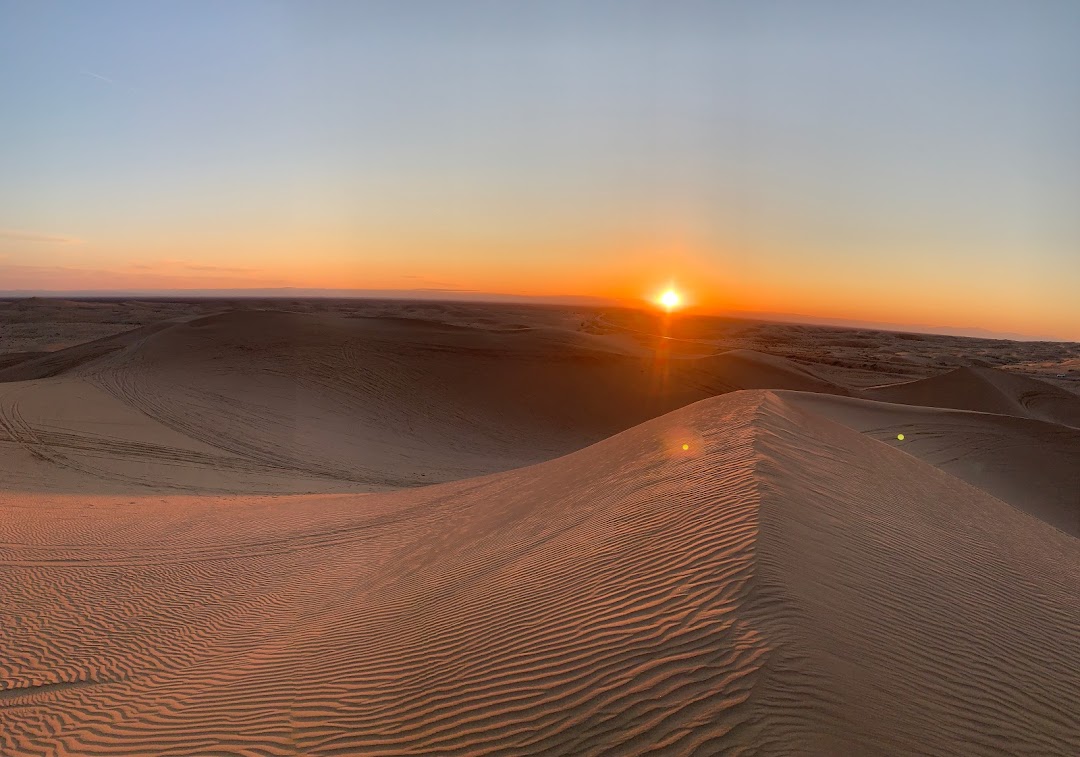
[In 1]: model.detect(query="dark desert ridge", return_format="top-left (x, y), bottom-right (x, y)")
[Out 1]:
top-left (1, 296), bottom-right (1079, 755)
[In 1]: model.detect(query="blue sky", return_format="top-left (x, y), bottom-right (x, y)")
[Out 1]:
top-left (2, 0), bottom-right (1079, 338)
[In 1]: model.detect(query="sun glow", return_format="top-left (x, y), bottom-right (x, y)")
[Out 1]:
top-left (658, 288), bottom-right (682, 312)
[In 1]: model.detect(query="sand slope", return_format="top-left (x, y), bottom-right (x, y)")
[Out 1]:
top-left (781, 391), bottom-right (1080, 536)
top-left (864, 365), bottom-right (1080, 428)
top-left (0, 376), bottom-right (348, 494)
top-left (3, 310), bottom-right (1079, 754)
top-left (683, 348), bottom-right (849, 396)
top-left (0, 312), bottom-right (849, 493)
top-left (2, 390), bottom-right (1078, 754)
top-left (0, 321), bottom-right (176, 382)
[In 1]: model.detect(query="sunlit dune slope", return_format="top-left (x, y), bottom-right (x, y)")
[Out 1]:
top-left (864, 365), bottom-right (1080, 428)
top-left (2, 390), bottom-right (1078, 755)
top-left (0, 311), bottom-right (846, 493)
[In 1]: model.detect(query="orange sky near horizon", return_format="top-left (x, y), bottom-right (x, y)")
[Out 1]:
top-left (2, 225), bottom-right (1074, 340)
top-left (4, 2), bottom-right (1080, 342)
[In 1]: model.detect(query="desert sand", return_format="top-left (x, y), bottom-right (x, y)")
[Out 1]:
top-left (1, 298), bottom-right (1079, 755)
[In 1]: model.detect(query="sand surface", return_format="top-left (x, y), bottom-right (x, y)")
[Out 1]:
top-left (1, 300), bottom-right (1078, 755)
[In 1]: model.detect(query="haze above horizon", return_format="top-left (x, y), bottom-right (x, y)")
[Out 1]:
top-left (3, 1), bottom-right (1079, 339)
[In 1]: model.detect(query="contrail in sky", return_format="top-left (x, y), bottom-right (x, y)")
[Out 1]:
top-left (81, 70), bottom-right (118, 86)
top-left (80, 69), bottom-right (138, 94)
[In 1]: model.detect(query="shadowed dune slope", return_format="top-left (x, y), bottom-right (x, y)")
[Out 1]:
top-left (0, 322), bottom-right (176, 382)
top-left (864, 365), bottom-right (1080, 428)
top-left (0, 352), bottom-right (48, 371)
top-left (683, 348), bottom-right (849, 396)
top-left (0, 311), bottom-right (847, 492)
top-left (2, 390), bottom-right (1078, 755)
top-left (778, 391), bottom-right (1080, 536)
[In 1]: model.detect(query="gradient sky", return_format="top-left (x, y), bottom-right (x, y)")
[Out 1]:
top-left (2, 0), bottom-right (1079, 338)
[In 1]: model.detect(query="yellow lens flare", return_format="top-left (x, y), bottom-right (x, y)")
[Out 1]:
top-left (658, 289), bottom-right (681, 312)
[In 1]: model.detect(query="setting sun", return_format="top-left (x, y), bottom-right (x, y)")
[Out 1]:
top-left (658, 289), bottom-right (682, 312)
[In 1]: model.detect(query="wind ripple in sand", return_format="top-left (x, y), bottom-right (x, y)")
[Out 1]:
top-left (3, 390), bottom-right (1079, 754)
top-left (0, 394), bottom-right (779, 754)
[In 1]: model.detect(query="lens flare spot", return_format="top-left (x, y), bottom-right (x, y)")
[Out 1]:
top-left (682, 443), bottom-right (689, 451)
top-left (897, 433), bottom-right (905, 441)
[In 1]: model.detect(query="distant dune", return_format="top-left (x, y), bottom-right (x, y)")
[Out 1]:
top-left (864, 365), bottom-right (1080, 428)
top-left (0, 311), bottom-right (848, 493)
top-left (691, 348), bottom-right (850, 395)
top-left (1, 308), bottom-right (1078, 754)
top-left (781, 391), bottom-right (1080, 536)
top-left (3, 291), bottom-right (1067, 340)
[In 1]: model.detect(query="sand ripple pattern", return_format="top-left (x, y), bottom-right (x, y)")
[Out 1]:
top-left (0, 393), bottom-right (796, 755)
top-left (754, 392), bottom-right (1080, 754)
top-left (3, 384), bottom-right (1080, 754)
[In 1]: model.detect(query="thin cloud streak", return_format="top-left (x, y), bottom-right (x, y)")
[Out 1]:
top-left (0, 229), bottom-right (83, 245)
top-left (0, 262), bottom-right (288, 290)
top-left (128, 260), bottom-right (261, 274)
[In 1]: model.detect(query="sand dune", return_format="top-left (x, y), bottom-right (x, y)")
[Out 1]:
top-left (780, 391), bottom-right (1080, 536)
top-left (864, 365), bottom-right (1080, 428)
top-left (688, 348), bottom-right (849, 395)
top-left (2, 390), bottom-right (1078, 754)
top-left (0, 311), bottom-right (850, 493)
top-left (0, 352), bottom-right (48, 371)
top-left (2, 308), bottom-right (1079, 754)
top-left (0, 321), bottom-right (175, 382)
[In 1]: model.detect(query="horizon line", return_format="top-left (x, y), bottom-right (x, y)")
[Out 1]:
top-left (0, 286), bottom-right (1069, 343)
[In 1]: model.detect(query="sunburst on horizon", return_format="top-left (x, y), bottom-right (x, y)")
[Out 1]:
top-left (657, 288), bottom-right (682, 312)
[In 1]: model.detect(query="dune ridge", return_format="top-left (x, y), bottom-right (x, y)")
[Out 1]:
top-left (864, 365), bottom-right (1080, 428)
top-left (2, 309), bottom-right (1079, 754)
top-left (2, 390), bottom-right (1079, 754)
top-left (691, 348), bottom-right (848, 396)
